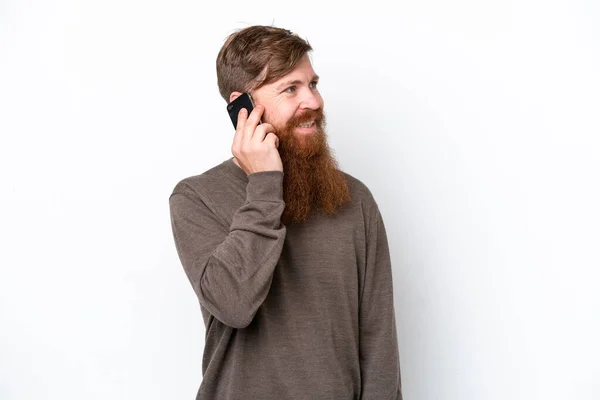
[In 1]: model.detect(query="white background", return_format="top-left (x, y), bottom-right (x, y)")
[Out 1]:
top-left (1, 1), bottom-right (599, 399)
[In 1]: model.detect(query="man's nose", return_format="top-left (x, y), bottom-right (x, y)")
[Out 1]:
top-left (300, 89), bottom-right (321, 110)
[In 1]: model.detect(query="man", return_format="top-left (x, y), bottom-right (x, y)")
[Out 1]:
top-left (169, 25), bottom-right (402, 399)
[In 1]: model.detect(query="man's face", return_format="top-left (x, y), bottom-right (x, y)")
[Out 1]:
top-left (228, 52), bottom-right (350, 224)
top-left (251, 54), bottom-right (324, 140)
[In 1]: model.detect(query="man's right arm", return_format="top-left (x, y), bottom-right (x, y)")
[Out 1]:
top-left (169, 170), bottom-right (286, 329)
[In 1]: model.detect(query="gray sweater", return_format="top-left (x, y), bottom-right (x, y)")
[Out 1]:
top-left (169, 157), bottom-right (402, 400)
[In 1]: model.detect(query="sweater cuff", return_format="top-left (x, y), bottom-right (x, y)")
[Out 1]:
top-left (246, 171), bottom-right (284, 202)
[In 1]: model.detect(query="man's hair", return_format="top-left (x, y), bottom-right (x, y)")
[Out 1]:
top-left (216, 25), bottom-right (312, 102)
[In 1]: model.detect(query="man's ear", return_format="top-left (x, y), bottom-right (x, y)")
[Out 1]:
top-left (229, 91), bottom-right (243, 103)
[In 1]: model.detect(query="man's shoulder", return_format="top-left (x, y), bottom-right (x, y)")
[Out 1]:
top-left (338, 171), bottom-right (385, 232)
top-left (340, 170), bottom-right (378, 206)
top-left (169, 159), bottom-right (231, 200)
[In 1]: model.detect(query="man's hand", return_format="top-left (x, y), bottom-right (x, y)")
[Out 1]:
top-left (231, 105), bottom-right (283, 175)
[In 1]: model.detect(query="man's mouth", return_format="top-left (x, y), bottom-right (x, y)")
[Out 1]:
top-left (295, 120), bottom-right (315, 128)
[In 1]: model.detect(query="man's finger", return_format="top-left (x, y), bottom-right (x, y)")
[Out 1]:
top-left (244, 104), bottom-right (264, 141)
top-left (232, 108), bottom-right (248, 149)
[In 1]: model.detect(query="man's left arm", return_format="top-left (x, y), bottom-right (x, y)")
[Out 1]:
top-left (359, 209), bottom-right (403, 400)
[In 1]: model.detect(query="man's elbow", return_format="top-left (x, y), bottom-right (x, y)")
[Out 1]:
top-left (217, 306), bottom-right (257, 329)
top-left (197, 280), bottom-right (258, 329)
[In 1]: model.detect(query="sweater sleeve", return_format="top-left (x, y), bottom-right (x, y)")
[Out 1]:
top-left (169, 171), bottom-right (287, 329)
top-left (359, 209), bottom-right (403, 399)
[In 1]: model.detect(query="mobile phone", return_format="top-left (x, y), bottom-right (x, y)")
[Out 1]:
top-left (226, 92), bottom-right (261, 129)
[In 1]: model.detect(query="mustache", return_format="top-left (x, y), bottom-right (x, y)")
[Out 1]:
top-left (287, 109), bottom-right (324, 127)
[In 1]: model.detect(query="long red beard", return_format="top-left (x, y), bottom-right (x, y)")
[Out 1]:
top-left (275, 109), bottom-right (351, 225)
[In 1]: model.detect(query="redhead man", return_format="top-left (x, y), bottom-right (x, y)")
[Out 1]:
top-left (169, 25), bottom-right (402, 400)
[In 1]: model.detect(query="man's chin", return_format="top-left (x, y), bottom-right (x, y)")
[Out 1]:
top-left (277, 127), bottom-right (326, 160)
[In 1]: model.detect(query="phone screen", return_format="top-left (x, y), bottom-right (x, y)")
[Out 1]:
top-left (227, 93), bottom-right (260, 129)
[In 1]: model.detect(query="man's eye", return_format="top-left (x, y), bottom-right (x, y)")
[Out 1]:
top-left (310, 81), bottom-right (318, 89)
top-left (284, 86), bottom-right (296, 93)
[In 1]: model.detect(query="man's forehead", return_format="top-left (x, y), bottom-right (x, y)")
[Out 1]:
top-left (275, 71), bottom-right (318, 84)
top-left (272, 64), bottom-right (318, 87)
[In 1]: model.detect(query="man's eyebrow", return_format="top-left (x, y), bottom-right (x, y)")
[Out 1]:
top-left (276, 75), bottom-right (320, 91)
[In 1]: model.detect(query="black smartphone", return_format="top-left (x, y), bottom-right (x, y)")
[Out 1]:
top-left (226, 92), bottom-right (261, 129)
